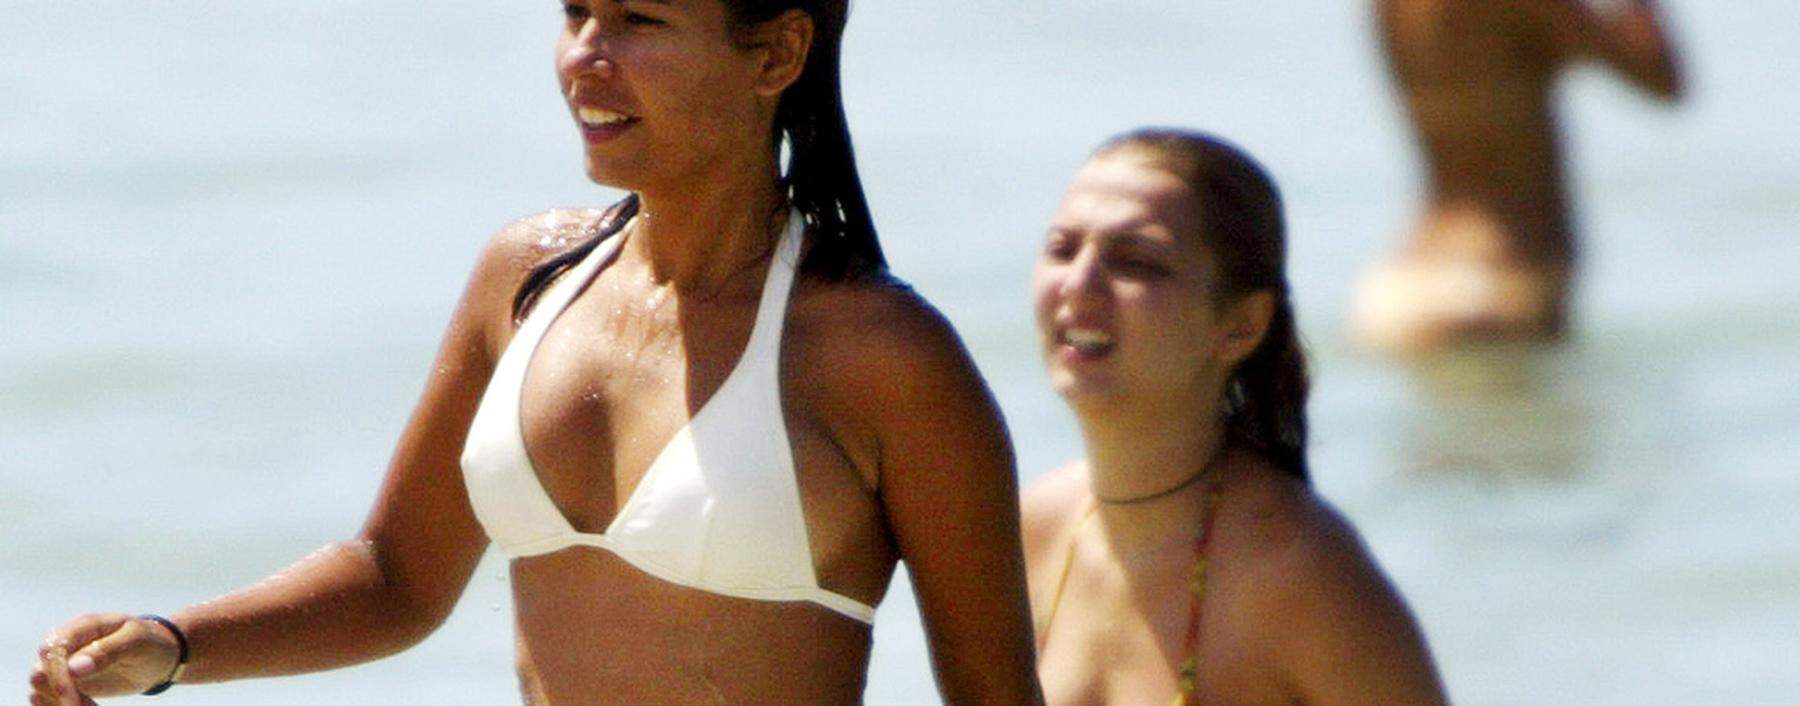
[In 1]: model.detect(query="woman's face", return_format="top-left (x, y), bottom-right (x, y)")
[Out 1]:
top-left (1033, 154), bottom-right (1239, 407)
top-left (556, 0), bottom-right (778, 192)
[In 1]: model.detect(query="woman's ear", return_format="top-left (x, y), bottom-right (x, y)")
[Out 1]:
top-left (1217, 290), bottom-right (1276, 367)
top-left (749, 10), bottom-right (813, 97)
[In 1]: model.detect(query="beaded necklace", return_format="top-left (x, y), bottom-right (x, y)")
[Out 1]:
top-left (1040, 463), bottom-right (1224, 706)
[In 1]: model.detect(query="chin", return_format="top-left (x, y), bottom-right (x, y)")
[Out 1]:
top-left (581, 152), bottom-right (651, 192)
top-left (582, 162), bottom-right (628, 190)
top-left (1050, 370), bottom-right (1119, 403)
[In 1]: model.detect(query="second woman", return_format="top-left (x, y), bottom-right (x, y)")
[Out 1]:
top-left (1023, 129), bottom-right (1448, 706)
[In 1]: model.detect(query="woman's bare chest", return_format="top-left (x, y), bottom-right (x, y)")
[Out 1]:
top-left (1038, 556), bottom-right (1283, 706)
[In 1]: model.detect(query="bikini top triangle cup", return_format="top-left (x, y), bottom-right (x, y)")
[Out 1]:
top-left (460, 211), bottom-right (877, 624)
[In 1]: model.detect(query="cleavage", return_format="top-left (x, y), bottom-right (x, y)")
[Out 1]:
top-left (518, 274), bottom-right (760, 534)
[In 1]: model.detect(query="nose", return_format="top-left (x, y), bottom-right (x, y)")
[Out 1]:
top-left (1056, 247), bottom-right (1108, 306)
top-left (561, 20), bottom-right (617, 80)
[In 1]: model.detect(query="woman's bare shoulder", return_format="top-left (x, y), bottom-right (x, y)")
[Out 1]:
top-left (1020, 462), bottom-right (1090, 556)
top-left (792, 269), bottom-right (937, 335)
top-left (1214, 453), bottom-right (1440, 696)
top-left (1217, 458), bottom-right (1447, 701)
top-left (1213, 454), bottom-right (1372, 589)
top-left (788, 271), bottom-right (976, 387)
top-left (480, 207), bottom-right (612, 272)
top-left (455, 207), bottom-right (613, 349)
top-left (786, 271), bottom-right (1012, 486)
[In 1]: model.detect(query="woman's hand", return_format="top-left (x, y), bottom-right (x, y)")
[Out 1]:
top-left (29, 212), bottom-right (553, 701)
top-left (29, 613), bottom-right (181, 705)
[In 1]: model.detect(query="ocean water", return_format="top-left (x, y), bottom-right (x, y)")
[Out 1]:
top-left (4, 1), bottom-right (1798, 704)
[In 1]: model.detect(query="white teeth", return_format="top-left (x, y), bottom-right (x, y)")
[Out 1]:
top-left (577, 107), bottom-right (631, 126)
top-left (1064, 328), bottom-right (1113, 350)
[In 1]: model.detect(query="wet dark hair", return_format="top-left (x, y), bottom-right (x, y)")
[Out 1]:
top-left (1095, 128), bottom-right (1311, 482)
top-left (514, 0), bottom-right (882, 320)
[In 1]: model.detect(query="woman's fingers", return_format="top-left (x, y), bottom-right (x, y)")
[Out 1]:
top-left (32, 613), bottom-right (137, 705)
top-left (39, 646), bottom-right (84, 706)
top-left (40, 614), bottom-right (130, 660)
top-left (66, 625), bottom-right (134, 680)
top-left (28, 655), bottom-right (57, 706)
top-left (64, 617), bottom-right (178, 697)
top-left (52, 656), bottom-right (99, 706)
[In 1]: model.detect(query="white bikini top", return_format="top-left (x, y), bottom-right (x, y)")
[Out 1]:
top-left (460, 211), bottom-right (876, 624)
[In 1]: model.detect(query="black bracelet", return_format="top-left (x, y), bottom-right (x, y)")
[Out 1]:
top-left (137, 614), bottom-right (189, 696)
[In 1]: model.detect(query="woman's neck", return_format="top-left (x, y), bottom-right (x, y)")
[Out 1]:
top-left (629, 149), bottom-right (787, 295)
top-left (1076, 395), bottom-right (1229, 553)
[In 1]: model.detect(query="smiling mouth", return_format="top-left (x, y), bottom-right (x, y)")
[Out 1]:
top-left (1058, 328), bottom-right (1116, 357)
top-left (574, 106), bottom-right (639, 143)
top-left (576, 106), bottom-right (635, 128)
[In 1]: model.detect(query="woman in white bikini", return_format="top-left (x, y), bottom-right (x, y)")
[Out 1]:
top-left (1023, 129), bottom-right (1447, 705)
top-left (30, 2), bottom-right (1043, 704)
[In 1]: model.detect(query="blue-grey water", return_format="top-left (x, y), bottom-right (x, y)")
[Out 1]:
top-left (4, 2), bottom-right (1797, 704)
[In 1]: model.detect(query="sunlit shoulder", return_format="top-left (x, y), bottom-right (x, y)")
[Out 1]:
top-left (1212, 453), bottom-right (1366, 589)
top-left (785, 269), bottom-right (1004, 480)
top-left (455, 207), bottom-right (615, 353)
top-left (485, 207), bottom-right (614, 267)
top-left (1211, 453), bottom-right (1446, 704)
top-left (1020, 461), bottom-right (1090, 558)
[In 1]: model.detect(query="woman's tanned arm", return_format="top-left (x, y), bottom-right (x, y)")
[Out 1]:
top-left (850, 287), bottom-right (1046, 705)
top-left (147, 220), bottom-right (552, 681)
top-left (33, 215), bottom-right (567, 699)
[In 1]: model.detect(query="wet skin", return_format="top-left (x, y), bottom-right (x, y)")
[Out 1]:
top-left (30, 1), bottom-right (1043, 703)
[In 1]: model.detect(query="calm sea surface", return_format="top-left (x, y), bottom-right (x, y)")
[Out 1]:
top-left (4, 2), bottom-right (1797, 704)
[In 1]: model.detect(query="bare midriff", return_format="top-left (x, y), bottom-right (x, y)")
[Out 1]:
top-left (510, 550), bottom-right (876, 705)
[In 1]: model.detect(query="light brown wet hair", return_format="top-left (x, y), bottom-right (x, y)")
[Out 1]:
top-left (1093, 128), bottom-right (1311, 481)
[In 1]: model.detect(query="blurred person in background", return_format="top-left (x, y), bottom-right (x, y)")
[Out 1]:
top-left (1023, 129), bottom-right (1448, 706)
top-left (1352, 0), bottom-right (1683, 355)
top-left (27, 1), bottom-right (1044, 704)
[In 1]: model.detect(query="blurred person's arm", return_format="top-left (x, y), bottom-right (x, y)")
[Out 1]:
top-left (30, 214), bottom-right (565, 701)
top-left (1519, 0), bottom-right (1685, 100)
